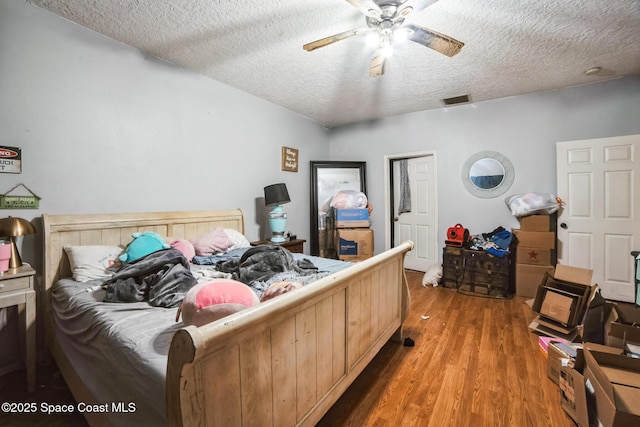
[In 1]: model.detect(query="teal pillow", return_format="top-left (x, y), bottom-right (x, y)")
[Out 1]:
top-left (119, 231), bottom-right (170, 263)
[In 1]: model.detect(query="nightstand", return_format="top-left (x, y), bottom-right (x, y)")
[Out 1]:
top-left (250, 239), bottom-right (306, 254)
top-left (0, 264), bottom-right (36, 392)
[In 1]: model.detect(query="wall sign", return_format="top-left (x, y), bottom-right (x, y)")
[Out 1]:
top-left (281, 146), bottom-right (299, 172)
top-left (0, 146), bottom-right (22, 174)
top-left (0, 184), bottom-right (40, 209)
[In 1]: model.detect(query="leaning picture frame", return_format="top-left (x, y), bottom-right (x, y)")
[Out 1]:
top-left (310, 161), bottom-right (367, 256)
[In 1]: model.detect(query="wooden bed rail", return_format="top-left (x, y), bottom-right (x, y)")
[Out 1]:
top-left (167, 240), bottom-right (414, 427)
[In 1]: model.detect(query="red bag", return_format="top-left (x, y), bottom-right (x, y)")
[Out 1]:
top-left (446, 224), bottom-right (470, 247)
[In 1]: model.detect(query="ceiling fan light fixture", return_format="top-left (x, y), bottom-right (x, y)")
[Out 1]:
top-left (366, 32), bottom-right (379, 47)
top-left (393, 27), bottom-right (411, 43)
top-left (399, 6), bottom-right (413, 17)
top-left (303, 0), bottom-right (465, 77)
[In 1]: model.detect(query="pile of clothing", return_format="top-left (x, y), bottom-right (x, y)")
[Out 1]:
top-left (468, 227), bottom-right (513, 258)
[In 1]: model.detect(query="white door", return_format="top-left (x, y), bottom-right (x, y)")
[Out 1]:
top-left (391, 155), bottom-right (437, 272)
top-left (556, 134), bottom-right (640, 302)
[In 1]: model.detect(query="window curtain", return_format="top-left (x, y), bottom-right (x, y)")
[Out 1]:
top-left (398, 159), bottom-right (411, 214)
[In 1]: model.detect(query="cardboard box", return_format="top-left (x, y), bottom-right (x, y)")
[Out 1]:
top-left (605, 303), bottom-right (640, 347)
top-left (516, 246), bottom-right (555, 266)
top-left (548, 341), bottom-right (576, 384)
top-left (559, 366), bottom-right (589, 427)
top-left (532, 271), bottom-right (594, 328)
top-left (559, 343), bottom-right (626, 427)
top-left (513, 230), bottom-right (556, 249)
top-left (529, 317), bottom-right (579, 341)
top-left (583, 347), bottom-right (640, 427)
top-left (520, 214), bottom-right (556, 232)
top-left (334, 209), bottom-right (370, 228)
top-left (555, 264), bottom-right (593, 287)
top-left (336, 228), bottom-right (373, 261)
top-left (515, 264), bottom-right (555, 298)
top-left (540, 288), bottom-right (577, 325)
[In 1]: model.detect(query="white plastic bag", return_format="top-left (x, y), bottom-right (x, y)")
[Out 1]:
top-left (505, 192), bottom-right (561, 217)
top-left (330, 190), bottom-right (368, 209)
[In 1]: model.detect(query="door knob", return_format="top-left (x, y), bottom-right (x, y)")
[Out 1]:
top-left (394, 217), bottom-right (399, 222)
top-left (560, 223), bottom-right (568, 229)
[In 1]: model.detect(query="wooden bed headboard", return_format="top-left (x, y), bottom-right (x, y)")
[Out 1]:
top-left (42, 209), bottom-right (244, 293)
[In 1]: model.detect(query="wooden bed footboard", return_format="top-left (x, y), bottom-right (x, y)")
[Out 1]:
top-left (166, 241), bottom-right (413, 427)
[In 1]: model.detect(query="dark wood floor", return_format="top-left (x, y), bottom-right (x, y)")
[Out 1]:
top-left (0, 270), bottom-right (572, 427)
top-left (0, 362), bottom-right (88, 426)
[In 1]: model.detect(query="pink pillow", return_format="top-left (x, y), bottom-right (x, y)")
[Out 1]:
top-left (170, 239), bottom-right (196, 262)
top-left (191, 227), bottom-right (234, 256)
top-left (178, 279), bottom-right (260, 327)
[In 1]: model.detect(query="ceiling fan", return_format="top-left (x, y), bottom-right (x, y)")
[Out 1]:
top-left (303, 0), bottom-right (464, 77)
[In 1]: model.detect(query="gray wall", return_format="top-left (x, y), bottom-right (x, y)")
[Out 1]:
top-left (0, 0), bottom-right (329, 373)
top-left (328, 76), bottom-right (640, 256)
top-left (1, 0), bottom-right (330, 272)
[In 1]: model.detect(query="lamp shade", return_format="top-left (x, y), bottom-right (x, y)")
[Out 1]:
top-left (264, 183), bottom-right (290, 206)
top-left (0, 217), bottom-right (35, 237)
top-left (0, 217), bottom-right (35, 269)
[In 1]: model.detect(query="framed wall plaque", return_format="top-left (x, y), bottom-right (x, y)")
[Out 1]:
top-left (281, 146), bottom-right (299, 172)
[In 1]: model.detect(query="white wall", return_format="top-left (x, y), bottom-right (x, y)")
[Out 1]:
top-left (328, 77), bottom-right (640, 256)
top-left (0, 0), bottom-right (330, 272)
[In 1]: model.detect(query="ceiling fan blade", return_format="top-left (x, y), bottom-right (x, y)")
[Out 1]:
top-left (344, 0), bottom-right (383, 18)
top-left (303, 28), bottom-right (369, 52)
top-left (369, 49), bottom-right (386, 77)
top-left (405, 23), bottom-right (464, 57)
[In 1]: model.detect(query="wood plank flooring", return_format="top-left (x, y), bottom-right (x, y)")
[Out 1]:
top-left (0, 270), bottom-right (572, 426)
top-left (318, 270), bottom-right (573, 427)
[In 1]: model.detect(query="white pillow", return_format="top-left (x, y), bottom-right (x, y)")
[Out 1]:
top-left (63, 245), bottom-right (123, 282)
top-left (224, 228), bottom-right (251, 250)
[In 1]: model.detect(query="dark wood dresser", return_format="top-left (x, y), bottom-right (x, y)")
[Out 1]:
top-left (441, 246), bottom-right (514, 299)
top-left (250, 239), bottom-right (306, 254)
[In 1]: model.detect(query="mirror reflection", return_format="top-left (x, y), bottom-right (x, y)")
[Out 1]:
top-left (469, 158), bottom-right (505, 190)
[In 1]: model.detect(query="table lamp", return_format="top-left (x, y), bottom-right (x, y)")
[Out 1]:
top-left (264, 183), bottom-right (290, 243)
top-left (0, 216), bottom-right (36, 268)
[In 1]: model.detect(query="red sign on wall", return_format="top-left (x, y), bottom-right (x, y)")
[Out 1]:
top-left (0, 146), bottom-right (22, 174)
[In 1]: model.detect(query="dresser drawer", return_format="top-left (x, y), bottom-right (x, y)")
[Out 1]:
top-left (0, 276), bottom-right (31, 294)
top-left (463, 250), bottom-right (510, 273)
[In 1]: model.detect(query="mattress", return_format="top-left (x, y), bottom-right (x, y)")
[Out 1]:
top-left (51, 250), bottom-right (351, 426)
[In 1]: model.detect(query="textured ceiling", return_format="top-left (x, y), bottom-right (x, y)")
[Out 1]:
top-left (27, 0), bottom-right (640, 128)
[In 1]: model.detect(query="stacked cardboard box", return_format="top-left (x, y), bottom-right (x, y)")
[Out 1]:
top-left (555, 342), bottom-right (625, 427)
top-left (333, 208), bottom-right (373, 261)
top-left (543, 302), bottom-right (640, 426)
top-left (514, 214), bottom-right (557, 298)
top-left (528, 264), bottom-right (595, 341)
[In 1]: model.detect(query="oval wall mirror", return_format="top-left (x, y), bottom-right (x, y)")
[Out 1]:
top-left (461, 151), bottom-right (514, 198)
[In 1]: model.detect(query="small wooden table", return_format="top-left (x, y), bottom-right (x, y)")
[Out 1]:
top-left (250, 239), bottom-right (306, 254)
top-left (0, 264), bottom-right (36, 392)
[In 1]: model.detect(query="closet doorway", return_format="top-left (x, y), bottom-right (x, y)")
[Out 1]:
top-left (384, 151), bottom-right (438, 272)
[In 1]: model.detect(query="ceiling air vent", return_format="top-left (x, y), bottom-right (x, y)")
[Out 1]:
top-left (441, 94), bottom-right (471, 107)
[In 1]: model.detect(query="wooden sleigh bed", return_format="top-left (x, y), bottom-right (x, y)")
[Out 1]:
top-left (42, 209), bottom-right (413, 427)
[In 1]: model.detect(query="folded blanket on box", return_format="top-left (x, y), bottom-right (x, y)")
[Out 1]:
top-left (103, 248), bottom-right (197, 307)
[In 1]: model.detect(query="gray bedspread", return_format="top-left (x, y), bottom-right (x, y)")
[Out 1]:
top-left (52, 279), bottom-right (179, 426)
top-left (51, 251), bottom-right (351, 426)
top-left (103, 248), bottom-right (196, 307)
